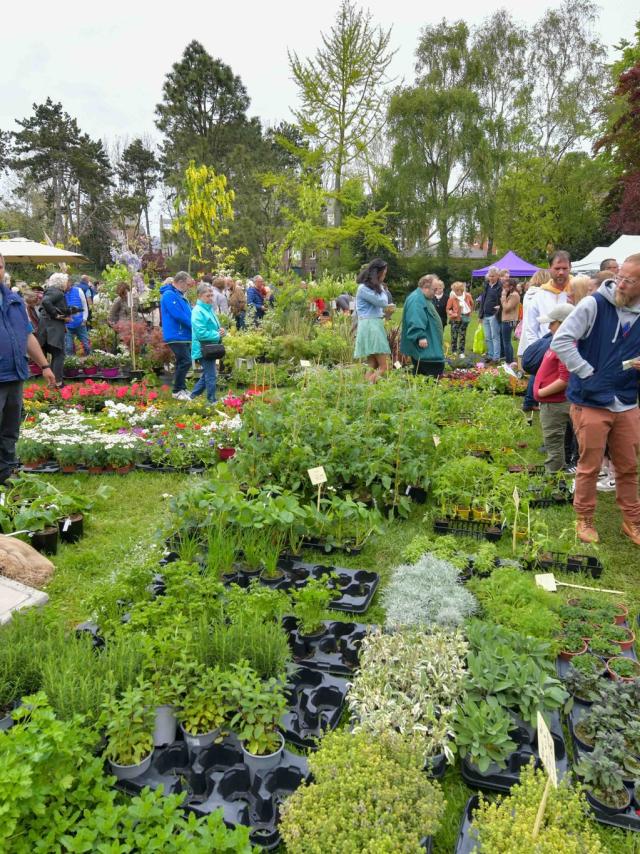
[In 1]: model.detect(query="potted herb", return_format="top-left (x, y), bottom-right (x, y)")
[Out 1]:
top-left (563, 668), bottom-right (603, 705)
top-left (55, 444), bottom-right (79, 474)
top-left (614, 602), bottom-right (629, 625)
top-left (607, 731), bottom-right (640, 782)
top-left (607, 656), bottom-right (640, 682)
top-left (17, 438), bottom-right (51, 469)
top-left (291, 578), bottom-right (335, 637)
top-left (106, 443), bottom-right (138, 474)
top-left (573, 703), bottom-right (613, 750)
top-left (576, 746), bottom-right (631, 814)
top-left (599, 623), bottom-right (636, 651)
top-left (229, 660), bottom-right (288, 779)
top-left (589, 635), bottom-right (620, 659)
top-left (571, 652), bottom-right (606, 676)
top-left (14, 503), bottom-right (59, 555)
top-left (454, 697), bottom-right (517, 775)
top-left (179, 666), bottom-right (234, 749)
top-left (558, 629), bottom-right (588, 661)
top-left (260, 534), bottom-right (286, 585)
top-left (102, 682), bottom-right (155, 780)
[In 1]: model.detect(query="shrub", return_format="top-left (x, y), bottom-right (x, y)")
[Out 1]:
top-left (279, 729), bottom-right (445, 854)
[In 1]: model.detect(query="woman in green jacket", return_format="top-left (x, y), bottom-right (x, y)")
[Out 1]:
top-left (400, 275), bottom-right (445, 377)
top-left (190, 283), bottom-right (224, 403)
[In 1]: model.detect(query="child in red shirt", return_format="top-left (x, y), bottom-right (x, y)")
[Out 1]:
top-left (534, 304), bottom-right (574, 472)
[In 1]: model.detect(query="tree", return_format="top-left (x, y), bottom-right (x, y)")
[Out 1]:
top-left (289, 0), bottom-right (394, 232)
top-left (117, 138), bottom-right (160, 242)
top-left (386, 21), bottom-right (482, 260)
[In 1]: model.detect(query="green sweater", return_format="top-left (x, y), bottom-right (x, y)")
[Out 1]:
top-left (400, 288), bottom-right (444, 362)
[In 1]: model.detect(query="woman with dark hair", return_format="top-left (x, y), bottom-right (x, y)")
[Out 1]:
top-left (499, 278), bottom-right (520, 363)
top-left (108, 282), bottom-right (140, 328)
top-left (354, 258), bottom-right (395, 382)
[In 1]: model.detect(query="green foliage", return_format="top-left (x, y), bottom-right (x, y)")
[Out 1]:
top-left (291, 578), bottom-right (335, 635)
top-left (228, 660), bottom-right (288, 755)
top-left (180, 666), bottom-right (234, 737)
top-left (280, 729), bottom-right (445, 853)
top-left (454, 697), bottom-right (517, 772)
top-left (102, 681), bottom-right (154, 766)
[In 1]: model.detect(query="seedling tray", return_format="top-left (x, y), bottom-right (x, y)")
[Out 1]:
top-left (454, 796), bottom-right (480, 854)
top-left (460, 711), bottom-right (567, 793)
top-left (282, 666), bottom-right (347, 749)
top-left (114, 732), bottom-right (309, 851)
top-left (282, 616), bottom-right (371, 676)
top-left (433, 516), bottom-right (504, 542)
top-left (273, 560), bottom-right (379, 614)
top-left (300, 537), bottom-right (363, 555)
top-left (523, 551), bottom-right (603, 578)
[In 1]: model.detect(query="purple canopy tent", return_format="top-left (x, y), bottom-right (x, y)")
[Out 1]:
top-left (472, 251), bottom-right (539, 278)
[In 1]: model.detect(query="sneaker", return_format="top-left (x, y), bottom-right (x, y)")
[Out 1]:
top-left (565, 465), bottom-right (577, 475)
top-left (525, 412), bottom-right (533, 426)
top-left (622, 519), bottom-right (640, 546)
top-left (172, 390), bottom-right (190, 401)
top-left (596, 477), bottom-right (616, 492)
top-left (577, 517), bottom-right (599, 544)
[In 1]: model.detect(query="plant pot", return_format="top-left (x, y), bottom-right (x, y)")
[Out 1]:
top-left (586, 787), bottom-right (631, 816)
top-left (22, 458), bottom-right (47, 470)
top-left (60, 464), bottom-right (77, 473)
top-left (217, 447), bottom-right (236, 461)
top-left (30, 526), bottom-right (59, 555)
top-left (242, 732), bottom-right (284, 781)
top-left (614, 628), bottom-right (636, 652)
top-left (424, 751), bottom-right (447, 779)
top-left (82, 365), bottom-right (99, 376)
top-left (180, 722), bottom-right (221, 750)
top-left (607, 656), bottom-right (640, 682)
top-left (614, 604), bottom-right (629, 625)
top-left (59, 513), bottom-right (84, 543)
top-left (0, 707), bottom-right (14, 731)
top-left (102, 368), bottom-right (120, 378)
top-left (221, 570), bottom-right (239, 584)
top-left (466, 758), bottom-right (504, 778)
top-left (572, 721), bottom-right (595, 753)
top-left (87, 465), bottom-right (104, 475)
top-left (260, 568), bottom-right (285, 586)
top-left (108, 750), bottom-right (153, 781)
top-left (559, 639), bottom-right (588, 661)
top-left (115, 464), bottom-right (133, 475)
top-left (153, 704), bottom-right (177, 747)
top-left (64, 368), bottom-right (80, 378)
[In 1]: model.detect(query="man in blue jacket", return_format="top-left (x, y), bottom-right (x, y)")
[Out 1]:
top-left (160, 271), bottom-right (193, 399)
top-left (0, 254), bottom-right (56, 483)
top-left (551, 253), bottom-right (640, 546)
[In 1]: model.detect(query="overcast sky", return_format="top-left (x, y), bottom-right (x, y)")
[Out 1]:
top-left (2, 0), bottom-right (638, 147)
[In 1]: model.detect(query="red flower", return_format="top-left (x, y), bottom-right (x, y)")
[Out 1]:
top-left (60, 387), bottom-right (73, 400)
top-left (193, 424), bottom-right (202, 430)
top-left (176, 422), bottom-right (186, 429)
top-left (148, 391), bottom-right (158, 400)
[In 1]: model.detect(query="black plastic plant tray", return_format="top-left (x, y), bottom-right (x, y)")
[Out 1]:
top-left (282, 666), bottom-right (347, 749)
top-left (135, 462), bottom-right (206, 474)
top-left (114, 733), bottom-right (309, 851)
top-left (272, 560), bottom-right (379, 614)
top-left (460, 711), bottom-right (568, 793)
top-left (433, 516), bottom-right (504, 542)
top-left (523, 552), bottom-right (603, 578)
top-left (282, 616), bottom-right (371, 676)
top-left (300, 537), bottom-right (363, 555)
top-left (19, 462), bottom-right (60, 474)
top-left (454, 796), bottom-right (480, 854)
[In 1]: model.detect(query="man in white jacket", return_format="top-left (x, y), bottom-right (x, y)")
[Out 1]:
top-left (524, 251), bottom-right (571, 344)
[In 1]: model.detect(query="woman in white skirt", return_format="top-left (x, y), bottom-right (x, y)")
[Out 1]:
top-left (354, 258), bottom-right (395, 382)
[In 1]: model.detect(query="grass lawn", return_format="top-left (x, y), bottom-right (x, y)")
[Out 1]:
top-left (33, 396), bottom-right (640, 852)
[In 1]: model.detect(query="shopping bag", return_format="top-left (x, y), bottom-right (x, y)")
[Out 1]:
top-left (472, 323), bottom-right (485, 354)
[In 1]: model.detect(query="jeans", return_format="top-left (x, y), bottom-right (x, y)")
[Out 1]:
top-left (522, 373), bottom-right (537, 412)
top-left (539, 401), bottom-right (571, 472)
top-left (411, 358), bottom-right (444, 378)
top-left (500, 321), bottom-right (515, 363)
top-left (235, 311), bottom-right (246, 331)
top-left (571, 404), bottom-right (640, 523)
top-left (482, 315), bottom-right (501, 360)
top-left (190, 358), bottom-right (217, 403)
top-left (65, 324), bottom-right (91, 355)
top-left (450, 319), bottom-right (470, 353)
top-left (167, 341), bottom-right (192, 393)
top-left (0, 381), bottom-right (23, 484)
top-left (42, 345), bottom-right (65, 384)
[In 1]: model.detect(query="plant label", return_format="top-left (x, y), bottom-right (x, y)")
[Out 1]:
top-left (432, 435), bottom-right (441, 447)
top-left (536, 712), bottom-right (558, 787)
top-left (63, 518), bottom-right (71, 532)
top-left (535, 573), bottom-right (557, 592)
top-left (0, 493), bottom-right (4, 506)
top-left (394, 361), bottom-right (402, 370)
top-left (308, 466), bottom-right (327, 486)
top-left (300, 360), bottom-right (311, 368)
top-left (512, 487), bottom-right (520, 508)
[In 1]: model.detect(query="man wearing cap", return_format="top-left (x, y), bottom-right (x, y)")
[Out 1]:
top-left (551, 253), bottom-right (640, 546)
top-left (533, 303), bottom-right (575, 473)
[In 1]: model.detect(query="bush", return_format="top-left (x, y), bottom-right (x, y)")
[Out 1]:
top-left (279, 729), bottom-right (445, 854)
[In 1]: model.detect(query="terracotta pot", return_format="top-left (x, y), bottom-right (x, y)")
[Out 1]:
top-left (115, 464), bottom-right (133, 475)
top-left (615, 628), bottom-right (636, 652)
top-left (87, 465), bottom-right (104, 475)
top-left (22, 458), bottom-right (47, 470)
top-left (60, 464), bottom-right (77, 473)
top-left (559, 639), bottom-right (588, 661)
top-left (614, 603), bottom-right (629, 625)
top-left (607, 656), bottom-right (640, 682)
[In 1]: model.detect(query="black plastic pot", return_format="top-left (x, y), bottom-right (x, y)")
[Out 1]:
top-left (453, 796), bottom-right (480, 854)
top-left (424, 751), bottom-right (447, 780)
top-left (59, 513), bottom-right (84, 543)
top-left (282, 616), bottom-right (367, 675)
top-left (281, 667), bottom-right (347, 749)
top-left (30, 526), bottom-right (59, 555)
top-left (586, 788), bottom-right (632, 816)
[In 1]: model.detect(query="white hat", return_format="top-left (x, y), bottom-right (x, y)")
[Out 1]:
top-left (539, 303), bottom-right (574, 324)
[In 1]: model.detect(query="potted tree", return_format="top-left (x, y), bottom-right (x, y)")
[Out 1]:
top-left (179, 666), bottom-right (234, 749)
top-left (229, 661), bottom-right (288, 780)
top-left (102, 682), bottom-right (155, 780)
top-left (576, 746), bottom-right (631, 814)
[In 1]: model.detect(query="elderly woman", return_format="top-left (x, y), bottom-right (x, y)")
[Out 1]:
top-left (446, 281), bottom-right (474, 356)
top-left (108, 282), bottom-right (140, 328)
top-left (38, 272), bottom-right (75, 385)
top-left (190, 282), bottom-right (225, 403)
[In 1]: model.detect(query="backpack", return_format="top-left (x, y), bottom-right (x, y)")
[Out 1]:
top-left (521, 332), bottom-right (552, 374)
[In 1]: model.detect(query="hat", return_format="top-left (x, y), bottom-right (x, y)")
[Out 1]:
top-left (539, 303), bottom-right (574, 324)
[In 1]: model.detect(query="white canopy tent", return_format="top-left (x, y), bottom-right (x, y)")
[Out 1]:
top-left (0, 237), bottom-right (88, 264)
top-left (573, 235), bottom-right (640, 274)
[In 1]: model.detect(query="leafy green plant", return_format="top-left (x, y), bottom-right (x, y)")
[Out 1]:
top-left (180, 667), bottom-right (234, 737)
top-left (208, 611), bottom-right (292, 679)
top-left (279, 730), bottom-right (445, 854)
top-left (576, 746), bottom-right (629, 807)
top-left (454, 697), bottom-right (518, 772)
top-left (563, 667), bottom-right (602, 704)
top-left (102, 681), bottom-right (154, 766)
top-left (291, 578), bottom-right (335, 635)
top-left (0, 611), bottom-right (43, 713)
top-left (608, 657), bottom-right (640, 679)
top-left (228, 660), bottom-right (287, 755)
top-left (206, 521), bottom-right (238, 578)
top-left (589, 636), bottom-right (620, 658)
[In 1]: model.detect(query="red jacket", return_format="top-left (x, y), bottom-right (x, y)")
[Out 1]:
top-left (534, 348), bottom-right (570, 403)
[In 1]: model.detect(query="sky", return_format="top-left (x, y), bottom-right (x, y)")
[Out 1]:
top-left (2, 0), bottom-right (638, 147)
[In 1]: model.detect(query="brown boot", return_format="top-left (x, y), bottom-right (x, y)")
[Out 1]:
top-left (622, 519), bottom-right (640, 547)
top-left (577, 517), bottom-right (599, 544)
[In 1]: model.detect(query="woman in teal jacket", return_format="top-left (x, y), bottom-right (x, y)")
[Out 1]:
top-left (190, 283), bottom-right (225, 403)
top-left (400, 275), bottom-right (445, 377)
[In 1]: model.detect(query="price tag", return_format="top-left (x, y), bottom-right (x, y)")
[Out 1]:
top-left (394, 360), bottom-right (402, 370)
top-left (307, 466), bottom-right (327, 486)
top-left (513, 487), bottom-right (520, 508)
top-left (405, 485), bottom-right (412, 496)
top-left (300, 360), bottom-right (311, 368)
top-left (536, 712), bottom-right (558, 787)
top-left (535, 573), bottom-right (557, 592)
top-left (63, 517), bottom-right (71, 532)
top-left (432, 435), bottom-right (441, 447)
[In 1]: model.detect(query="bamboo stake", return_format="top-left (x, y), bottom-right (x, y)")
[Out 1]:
top-left (532, 776), bottom-right (552, 839)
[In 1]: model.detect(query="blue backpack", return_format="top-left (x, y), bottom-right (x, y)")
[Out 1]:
top-left (521, 332), bottom-right (552, 374)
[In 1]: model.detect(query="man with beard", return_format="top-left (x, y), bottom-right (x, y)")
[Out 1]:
top-left (551, 253), bottom-right (640, 546)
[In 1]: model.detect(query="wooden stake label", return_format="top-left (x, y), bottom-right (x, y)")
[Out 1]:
top-left (536, 712), bottom-right (558, 787)
top-left (307, 466), bottom-right (327, 486)
top-left (300, 359), bottom-right (311, 368)
top-left (432, 435), bottom-right (441, 447)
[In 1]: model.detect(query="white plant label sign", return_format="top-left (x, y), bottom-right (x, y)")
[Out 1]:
top-left (432, 435), bottom-right (441, 447)
top-left (536, 712), bottom-right (558, 787)
top-left (535, 573), bottom-right (556, 592)
top-left (308, 466), bottom-right (327, 486)
top-left (300, 359), bottom-right (311, 368)
top-left (512, 487), bottom-right (520, 508)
